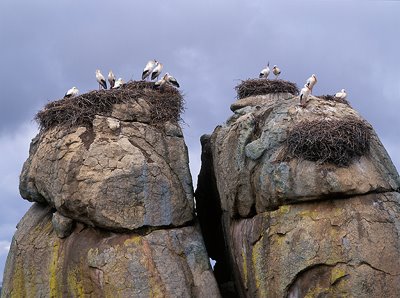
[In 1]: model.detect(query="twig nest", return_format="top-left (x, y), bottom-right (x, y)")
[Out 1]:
top-left (35, 81), bottom-right (184, 132)
top-left (285, 116), bottom-right (371, 166)
top-left (235, 79), bottom-right (299, 99)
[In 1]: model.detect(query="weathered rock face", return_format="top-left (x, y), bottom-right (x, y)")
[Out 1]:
top-left (214, 94), bottom-right (399, 217)
top-left (2, 204), bottom-right (218, 298)
top-left (4, 94), bottom-right (220, 297)
top-left (226, 192), bottom-right (400, 297)
top-left (196, 91), bottom-right (400, 297)
top-left (20, 105), bottom-right (194, 231)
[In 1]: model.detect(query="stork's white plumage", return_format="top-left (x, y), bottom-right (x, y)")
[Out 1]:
top-left (299, 84), bottom-right (311, 108)
top-left (151, 62), bottom-right (163, 81)
top-left (96, 70), bottom-right (107, 90)
top-left (142, 60), bottom-right (157, 80)
top-left (306, 74), bottom-right (317, 93)
top-left (259, 62), bottom-right (270, 79)
top-left (335, 89), bottom-right (347, 100)
top-left (112, 78), bottom-right (124, 89)
top-left (272, 65), bottom-right (281, 79)
top-left (165, 73), bottom-right (180, 88)
top-left (154, 74), bottom-right (168, 88)
top-left (108, 70), bottom-right (116, 89)
top-left (64, 86), bottom-right (79, 98)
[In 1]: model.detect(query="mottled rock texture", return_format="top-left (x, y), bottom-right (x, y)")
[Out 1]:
top-left (20, 105), bottom-right (194, 231)
top-left (2, 204), bottom-right (219, 298)
top-left (196, 91), bottom-right (400, 297)
top-left (4, 93), bottom-right (220, 297)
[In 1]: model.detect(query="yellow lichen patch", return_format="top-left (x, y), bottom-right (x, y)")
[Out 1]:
top-left (67, 267), bottom-right (85, 298)
top-left (278, 205), bottom-right (291, 214)
top-left (272, 233), bottom-right (286, 247)
top-left (87, 247), bottom-right (99, 257)
top-left (251, 235), bottom-right (267, 297)
top-left (297, 209), bottom-right (319, 220)
top-left (10, 259), bottom-right (26, 298)
top-left (124, 235), bottom-right (143, 247)
top-left (330, 267), bottom-right (347, 285)
top-left (49, 239), bottom-right (60, 297)
top-left (241, 246), bottom-right (248, 288)
top-left (28, 265), bottom-right (37, 297)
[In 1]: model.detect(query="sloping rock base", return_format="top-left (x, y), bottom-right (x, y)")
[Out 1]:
top-left (3, 204), bottom-right (218, 297)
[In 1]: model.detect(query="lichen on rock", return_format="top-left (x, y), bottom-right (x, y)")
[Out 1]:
top-left (20, 90), bottom-right (194, 231)
top-left (196, 87), bottom-right (400, 297)
top-left (3, 85), bottom-right (220, 297)
top-left (2, 204), bottom-right (219, 297)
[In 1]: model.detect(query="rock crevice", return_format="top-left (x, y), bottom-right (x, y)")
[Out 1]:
top-left (3, 91), bottom-right (220, 297)
top-left (196, 90), bottom-right (400, 297)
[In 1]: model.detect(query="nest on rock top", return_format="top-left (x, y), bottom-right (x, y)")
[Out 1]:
top-left (318, 94), bottom-right (350, 106)
top-left (235, 79), bottom-right (299, 99)
top-left (285, 116), bottom-right (371, 167)
top-left (35, 81), bottom-right (184, 132)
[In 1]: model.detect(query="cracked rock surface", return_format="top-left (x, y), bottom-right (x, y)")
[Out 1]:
top-left (4, 99), bottom-right (220, 297)
top-left (20, 107), bottom-right (194, 231)
top-left (196, 92), bottom-right (400, 297)
top-left (2, 204), bottom-right (219, 297)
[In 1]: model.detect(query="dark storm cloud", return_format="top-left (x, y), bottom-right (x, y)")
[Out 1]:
top-left (1, 0), bottom-right (399, 280)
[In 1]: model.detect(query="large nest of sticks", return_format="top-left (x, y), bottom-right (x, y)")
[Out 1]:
top-left (285, 116), bottom-right (371, 167)
top-left (235, 79), bottom-right (299, 99)
top-left (318, 94), bottom-right (350, 105)
top-left (35, 81), bottom-right (184, 132)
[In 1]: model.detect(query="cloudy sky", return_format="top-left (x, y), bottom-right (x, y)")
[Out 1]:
top-left (1, 1), bottom-right (399, 281)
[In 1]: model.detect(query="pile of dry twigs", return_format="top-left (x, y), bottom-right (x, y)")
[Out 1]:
top-left (235, 79), bottom-right (299, 99)
top-left (285, 116), bottom-right (371, 166)
top-left (35, 81), bottom-right (184, 131)
top-left (318, 94), bottom-right (350, 105)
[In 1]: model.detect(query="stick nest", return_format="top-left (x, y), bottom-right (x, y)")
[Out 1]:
top-left (285, 116), bottom-right (371, 167)
top-left (35, 81), bottom-right (184, 132)
top-left (235, 79), bottom-right (299, 99)
top-left (318, 94), bottom-right (350, 105)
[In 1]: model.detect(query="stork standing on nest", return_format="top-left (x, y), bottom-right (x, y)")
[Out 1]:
top-left (335, 89), bottom-right (347, 100)
top-left (165, 73), bottom-right (180, 88)
top-left (272, 65), bottom-right (281, 79)
top-left (151, 61), bottom-right (163, 81)
top-left (142, 59), bottom-right (157, 80)
top-left (259, 62), bottom-right (270, 79)
top-left (306, 74), bottom-right (317, 93)
top-left (96, 70), bottom-right (107, 90)
top-left (112, 78), bottom-right (124, 89)
top-left (299, 84), bottom-right (311, 108)
top-left (108, 70), bottom-right (116, 89)
top-left (64, 87), bottom-right (79, 98)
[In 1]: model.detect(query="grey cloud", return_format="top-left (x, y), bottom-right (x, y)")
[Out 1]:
top-left (0, 0), bottom-right (399, 281)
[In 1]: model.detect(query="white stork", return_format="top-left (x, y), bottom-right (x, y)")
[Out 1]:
top-left (335, 89), bottom-right (347, 100)
top-left (108, 70), bottom-right (116, 89)
top-left (166, 73), bottom-right (180, 88)
top-left (151, 62), bottom-right (163, 81)
top-left (306, 74), bottom-right (317, 93)
top-left (112, 78), bottom-right (124, 89)
top-left (155, 74), bottom-right (168, 89)
top-left (259, 62), bottom-right (270, 79)
top-left (142, 60), bottom-right (157, 80)
top-left (64, 87), bottom-right (79, 98)
top-left (272, 65), bottom-right (281, 79)
top-left (96, 70), bottom-right (107, 90)
top-left (299, 84), bottom-right (311, 108)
